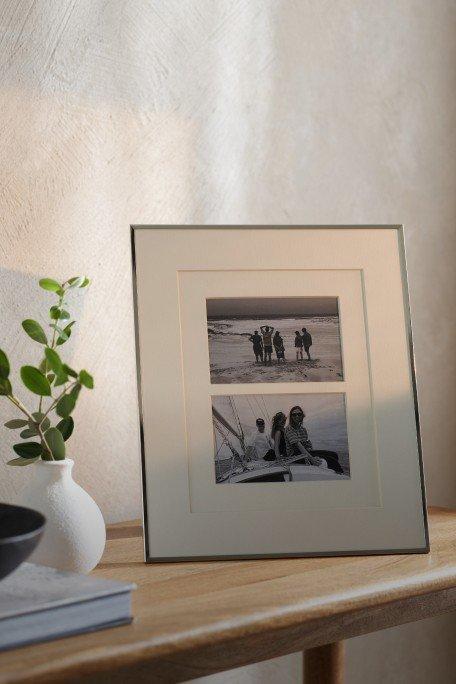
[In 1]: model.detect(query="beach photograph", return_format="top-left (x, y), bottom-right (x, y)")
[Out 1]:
top-left (206, 296), bottom-right (344, 384)
top-left (212, 393), bottom-right (350, 484)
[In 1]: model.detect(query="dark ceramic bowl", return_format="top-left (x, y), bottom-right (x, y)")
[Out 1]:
top-left (0, 503), bottom-right (46, 581)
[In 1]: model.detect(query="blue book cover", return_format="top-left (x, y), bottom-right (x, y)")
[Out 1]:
top-left (0, 563), bottom-right (135, 651)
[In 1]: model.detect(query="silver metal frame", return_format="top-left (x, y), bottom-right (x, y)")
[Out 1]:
top-left (130, 225), bottom-right (429, 563)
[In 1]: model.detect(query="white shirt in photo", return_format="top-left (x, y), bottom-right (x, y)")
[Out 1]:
top-left (247, 429), bottom-right (273, 459)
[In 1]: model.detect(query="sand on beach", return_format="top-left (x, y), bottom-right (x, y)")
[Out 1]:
top-left (208, 316), bottom-right (344, 383)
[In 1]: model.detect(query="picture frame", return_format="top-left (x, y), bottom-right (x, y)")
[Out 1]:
top-left (131, 225), bottom-right (428, 562)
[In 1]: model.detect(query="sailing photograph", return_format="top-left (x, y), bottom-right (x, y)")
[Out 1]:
top-left (212, 393), bottom-right (350, 484)
top-left (207, 297), bottom-right (343, 384)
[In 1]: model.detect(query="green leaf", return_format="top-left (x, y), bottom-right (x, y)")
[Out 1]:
top-left (50, 306), bottom-right (70, 320)
top-left (39, 358), bottom-right (47, 373)
top-left (81, 277), bottom-right (90, 287)
top-left (13, 442), bottom-right (42, 458)
top-left (56, 321), bottom-right (75, 346)
top-left (53, 370), bottom-right (69, 387)
top-left (22, 319), bottom-right (48, 345)
top-left (7, 457), bottom-right (39, 467)
top-left (20, 427), bottom-right (38, 439)
top-left (31, 413), bottom-right (51, 431)
top-left (79, 369), bottom-right (94, 389)
top-left (70, 383), bottom-right (81, 400)
top-left (39, 278), bottom-right (63, 294)
top-left (4, 419), bottom-right (28, 429)
top-left (0, 349), bottom-right (10, 379)
top-left (44, 427), bottom-right (66, 460)
top-left (44, 347), bottom-right (63, 374)
top-left (56, 392), bottom-right (77, 418)
top-left (62, 364), bottom-right (78, 378)
top-left (0, 377), bottom-right (12, 395)
top-left (47, 373), bottom-right (55, 384)
top-left (68, 276), bottom-right (85, 288)
top-left (20, 366), bottom-right (52, 396)
top-left (56, 416), bottom-right (74, 441)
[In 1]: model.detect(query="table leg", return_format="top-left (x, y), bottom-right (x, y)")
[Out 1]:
top-left (304, 641), bottom-right (345, 683)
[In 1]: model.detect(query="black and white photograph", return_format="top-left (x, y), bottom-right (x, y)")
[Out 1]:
top-left (212, 393), bottom-right (350, 484)
top-left (207, 297), bottom-right (343, 384)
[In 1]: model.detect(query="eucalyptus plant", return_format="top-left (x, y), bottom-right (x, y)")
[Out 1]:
top-left (0, 276), bottom-right (93, 466)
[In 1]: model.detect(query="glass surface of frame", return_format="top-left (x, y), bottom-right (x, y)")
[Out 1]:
top-left (131, 226), bottom-right (428, 562)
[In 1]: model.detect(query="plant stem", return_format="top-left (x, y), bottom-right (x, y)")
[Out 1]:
top-left (39, 291), bottom-right (64, 414)
top-left (7, 395), bottom-right (33, 421)
top-left (7, 394), bottom-right (53, 460)
top-left (40, 380), bottom-right (78, 421)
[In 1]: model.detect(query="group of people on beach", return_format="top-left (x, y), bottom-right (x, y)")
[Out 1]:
top-left (246, 405), bottom-right (343, 474)
top-left (248, 326), bottom-right (313, 364)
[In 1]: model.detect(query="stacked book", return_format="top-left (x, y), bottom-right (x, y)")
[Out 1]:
top-left (0, 563), bottom-right (134, 651)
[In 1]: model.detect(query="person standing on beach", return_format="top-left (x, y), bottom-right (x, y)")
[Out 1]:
top-left (248, 330), bottom-right (263, 363)
top-left (301, 328), bottom-right (312, 360)
top-left (260, 325), bottom-right (274, 364)
top-left (273, 330), bottom-right (285, 363)
top-left (294, 330), bottom-right (303, 361)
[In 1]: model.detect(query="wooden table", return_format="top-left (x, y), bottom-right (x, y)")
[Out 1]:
top-left (1, 507), bottom-right (455, 684)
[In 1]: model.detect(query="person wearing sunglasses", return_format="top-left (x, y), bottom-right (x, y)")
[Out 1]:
top-left (284, 406), bottom-right (344, 474)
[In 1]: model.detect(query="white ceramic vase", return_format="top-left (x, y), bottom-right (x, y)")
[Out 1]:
top-left (16, 459), bottom-right (106, 574)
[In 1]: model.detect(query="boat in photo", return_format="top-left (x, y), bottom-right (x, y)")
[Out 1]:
top-left (212, 397), bottom-right (349, 484)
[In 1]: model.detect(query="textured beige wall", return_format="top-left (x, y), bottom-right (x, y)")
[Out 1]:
top-left (0, 1), bottom-right (455, 682)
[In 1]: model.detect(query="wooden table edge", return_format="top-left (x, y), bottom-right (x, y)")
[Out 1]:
top-left (1, 508), bottom-right (455, 684)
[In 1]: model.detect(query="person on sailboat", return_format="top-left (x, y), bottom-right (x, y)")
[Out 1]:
top-left (246, 418), bottom-right (275, 460)
top-left (248, 330), bottom-right (264, 363)
top-left (260, 325), bottom-right (274, 364)
top-left (294, 331), bottom-right (304, 361)
top-left (273, 331), bottom-right (285, 363)
top-left (301, 327), bottom-right (313, 360)
top-left (270, 412), bottom-right (287, 462)
top-left (284, 406), bottom-right (344, 474)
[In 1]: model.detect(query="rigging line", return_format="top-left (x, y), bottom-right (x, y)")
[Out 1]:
top-left (245, 396), bottom-right (254, 419)
top-left (246, 396), bottom-right (259, 423)
top-left (230, 396), bottom-right (244, 442)
top-left (259, 395), bottom-right (268, 420)
top-left (213, 406), bottom-right (242, 442)
top-left (254, 395), bottom-right (266, 421)
top-left (214, 407), bottom-right (245, 460)
top-left (252, 395), bottom-right (263, 418)
top-left (215, 438), bottom-right (228, 458)
top-left (214, 422), bottom-right (235, 453)
top-left (261, 395), bottom-right (271, 422)
top-left (214, 421), bottom-right (230, 441)
top-left (214, 422), bottom-right (229, 442)
top-left (259, 394), bottom-right (268, 420)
